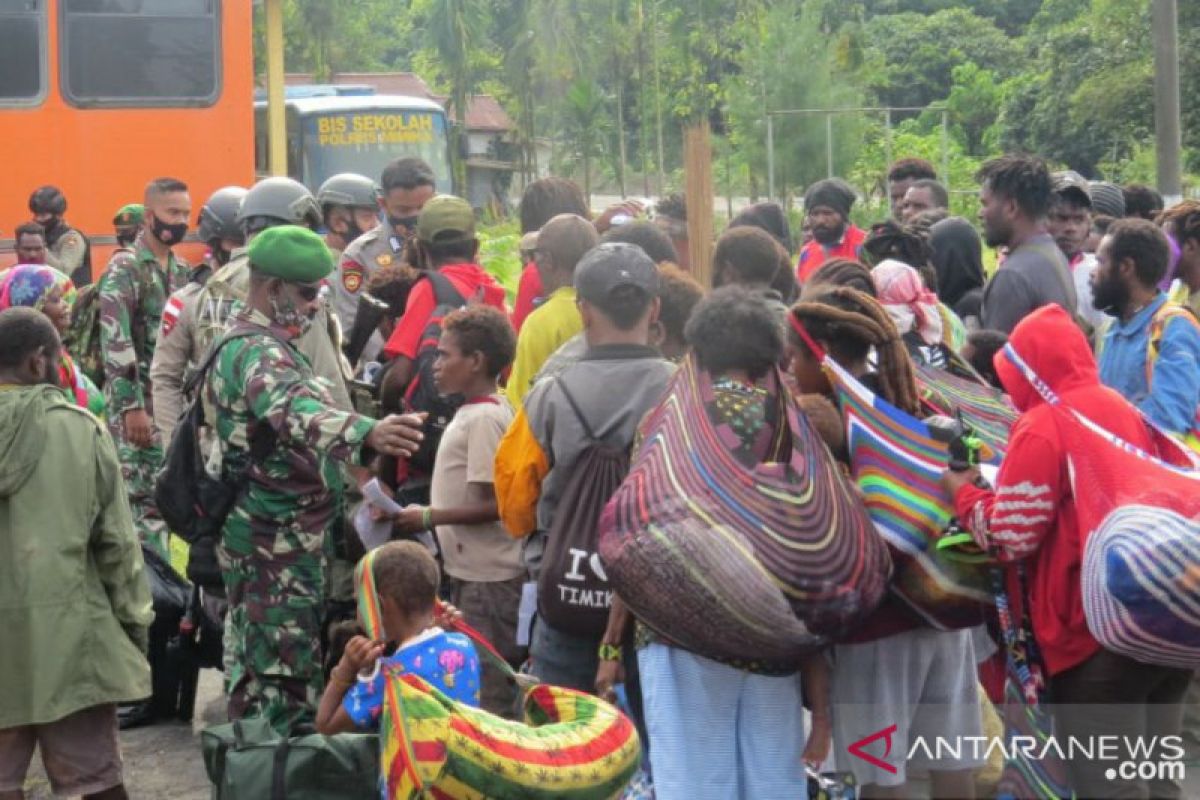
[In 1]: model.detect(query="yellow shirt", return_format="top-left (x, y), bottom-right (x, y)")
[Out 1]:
top-left (505, 286), bottom-right (583, 410)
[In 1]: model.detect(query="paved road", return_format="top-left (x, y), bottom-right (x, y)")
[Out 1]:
top-left (23, 669), bottom-right (222, 800)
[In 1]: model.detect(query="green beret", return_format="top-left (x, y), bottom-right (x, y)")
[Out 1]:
top-left (247, 225), bottom-right (333, 282)
top-left (113, 203), bottom-right (144, 226)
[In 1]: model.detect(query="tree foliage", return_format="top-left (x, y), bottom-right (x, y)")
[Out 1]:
top-left (254, 0), bottom-right (1198, 196)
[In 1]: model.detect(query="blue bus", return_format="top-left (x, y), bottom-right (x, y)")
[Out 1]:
top-left (254, 95), bottom-right (452, 192)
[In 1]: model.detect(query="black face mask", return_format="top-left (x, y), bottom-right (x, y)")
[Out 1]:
top-left (149, 213), bottom-right (188, 246)
top-left (214, 246), bottom-right (233, 266)
top-left (116, 230), bottom-right (137, 247)
top-left (388, 214), bottom-right (419, 237)
top-left (343, 219), bottom-right (366, 244)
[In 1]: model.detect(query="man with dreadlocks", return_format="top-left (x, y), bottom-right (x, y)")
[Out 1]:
top-left (786, 285), bottom-right (983, 798)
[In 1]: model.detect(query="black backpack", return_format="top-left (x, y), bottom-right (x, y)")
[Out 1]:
top-left (155, 329), bottom-right (280, 544)
top-left (401, 270), bottom-right (467, 473)
top-left (536, 379), bottom-right (632, 638)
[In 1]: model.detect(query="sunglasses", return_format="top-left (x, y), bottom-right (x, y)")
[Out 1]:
top-left (293, 282), bottom-right (322, 302)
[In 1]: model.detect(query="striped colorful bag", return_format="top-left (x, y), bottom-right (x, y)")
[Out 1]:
top-left (914, 361), bottom-right (1018, 460)
top-left (1002, 343), bottom-right (1200, 669)
top-left (826, 356), bottom-right (994, 630)
top-left (598, 356), bottom-right (889, 668)
top-left (355, 552), bottom-right (642, 800)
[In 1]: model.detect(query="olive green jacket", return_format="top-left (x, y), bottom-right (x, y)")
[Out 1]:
top-left (0, 384), bottom-right (152, 727)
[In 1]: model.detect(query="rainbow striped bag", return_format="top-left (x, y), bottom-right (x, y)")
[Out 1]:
top-left (1002, 343), bottom-right (1200, 668)
top-left (598, 357), bottom-right (889, 668)
top-left (827, 357), bottom-right (994, 630)
top-left (355, 552), bottom-right (641, 800)
top-left (914, 361), bottom-right (1017, 460)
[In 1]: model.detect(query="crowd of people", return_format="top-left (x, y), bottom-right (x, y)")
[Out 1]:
top-left (1, 151), bottom-right (1199, 800)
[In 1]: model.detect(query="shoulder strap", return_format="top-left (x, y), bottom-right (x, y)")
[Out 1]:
top-left (183, 327), bottom-right (291, 396)
top-left (556, 377), bottom-right (598, 442)
top-left (425, 269), bottom-right (466, 308)
top-left (1147, 302), bottom-right (1200, 384)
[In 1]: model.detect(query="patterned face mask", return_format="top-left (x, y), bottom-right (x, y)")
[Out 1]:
top-left (270, 287), bottom-right (315, 337)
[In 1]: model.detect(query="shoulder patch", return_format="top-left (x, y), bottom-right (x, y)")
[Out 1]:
top-left (342, 260), bottom-right (365, 294)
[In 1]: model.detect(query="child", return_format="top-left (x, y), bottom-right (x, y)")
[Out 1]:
top-left (315, 541), bottom-right (480, 734)
top-left (389, 305), bottom-right (523, 716)
top-left (788, 286), bottom-right (983, 799)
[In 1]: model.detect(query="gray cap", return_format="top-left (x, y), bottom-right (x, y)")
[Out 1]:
top-left (1052, 170), bottom-right (1092, 208)
top-left (574, 242), bottom-right (660, 305)
top-left (1089, 181), bottom-right (1126, 218)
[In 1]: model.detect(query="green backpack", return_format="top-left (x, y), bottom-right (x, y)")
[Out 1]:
top-left (64, 261), bottom-right (162, 391)
top-left (200, 717), bottom-right (378, 800)
top-left (65, 282), bottom-right (106, 389)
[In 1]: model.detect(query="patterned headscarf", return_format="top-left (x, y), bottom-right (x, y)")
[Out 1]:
top-left (0, 265), bottom-right (70, 312)
top-left (872, 258), bottom-right (944, 346)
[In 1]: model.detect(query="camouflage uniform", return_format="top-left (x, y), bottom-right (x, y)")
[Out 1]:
top-left (196, 247), bottom-right (354, 411)
top-left (98, 235), bottom-right (189, 558)
top-left (204, 307), bottom-right (375, 733)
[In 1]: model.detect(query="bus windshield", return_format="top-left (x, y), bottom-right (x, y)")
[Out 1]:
top-left (301, 109), bottom-right (451, 192)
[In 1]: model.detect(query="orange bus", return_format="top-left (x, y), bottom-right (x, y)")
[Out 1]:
top-left (0, 0), bottom-right (256, 278)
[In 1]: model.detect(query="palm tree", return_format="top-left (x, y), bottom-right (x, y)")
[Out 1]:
top-left (425, 0), bottom-right (487, 194)
top-left (563, 78), bottom-right (609, 203)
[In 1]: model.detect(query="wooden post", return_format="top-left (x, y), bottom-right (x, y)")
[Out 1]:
top-left (265, 0), bottom-right (287, 177)
top-left (684, 121), bottom-right (714, 288)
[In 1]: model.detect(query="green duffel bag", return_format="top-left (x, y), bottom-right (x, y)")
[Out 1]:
top-left (201, 717), bottom-right (379, 800)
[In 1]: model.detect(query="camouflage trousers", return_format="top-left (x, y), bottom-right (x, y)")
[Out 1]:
top-left (107, 418), bottom-right (169, 559)
top-left (218, 505), bottom-right (327, 735)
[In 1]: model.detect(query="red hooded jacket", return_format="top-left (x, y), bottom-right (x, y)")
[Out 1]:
top-left (382, 263), bottom-right (508, 360)
top-left (954, 304), bottom-right (1156, 676)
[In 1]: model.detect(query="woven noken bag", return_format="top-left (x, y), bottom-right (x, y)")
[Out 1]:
top-left (598, 357), bottom-right (890, 668)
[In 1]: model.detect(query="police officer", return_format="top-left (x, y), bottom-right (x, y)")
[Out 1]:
top-left (150, 185), bottom-right (247, 441)
top-left (317, 172), bottom-right (379, 268)
top-left (29, 185), bottom-right (92, 286)
top-left (97, 177), bottom-right (193, 559)
top-left (113, 204), bottom-right (145, 252)
top-left (203, 225), bottom-right (423, 733)
top-left (337, 158), bottom-right (437, 340)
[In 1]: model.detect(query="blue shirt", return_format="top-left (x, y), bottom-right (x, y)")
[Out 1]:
top-left (1098, 293), bottom-right (1200, 435)
top-left (342, 629), bottom-right (480, 729)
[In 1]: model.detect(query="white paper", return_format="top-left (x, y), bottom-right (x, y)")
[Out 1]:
top-left (516, 581), bottom-right (538, 647)
top-left (353, 478), bottom-right (404, 551)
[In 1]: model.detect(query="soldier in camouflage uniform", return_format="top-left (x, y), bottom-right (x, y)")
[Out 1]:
top-left (29, 185), bottom-right (92, 287)
top-left (98, 178), bottom-right (192, 559)
top-left (112, 203), bottom-right (144, 252)
top-left (150, 186), bottom-right (246, 442)
top-left (203, 225), bottom-right (423, 733)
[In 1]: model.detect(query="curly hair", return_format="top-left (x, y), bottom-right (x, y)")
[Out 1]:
top-left (655, 192), bottom-right (687, 222)
top-left (442, 304), bottom-right (517, 378)
top-left (685, 285), bottom-right (782, 380)
top-left (976, 154), bottom-right (1053, 221)
top-left (1106, 218), bottom-right (1171, 288)
top-left (657, 263), bottom-right (705, 348)
top-left (1160, 200), bottom-right (1200, 247)
top-left (600, 221), bottom-right (680, 265)
top-left (805, 258), bottom-right (877, 297)
top-left (518, 177), bottom-right (589, 234)
top-left (366, 263), bottom-right (421, 317)
top-left (371, 541), bottom-right (441, 618)
top-left (713, 226), bottom-right (785, 287)
top-left (789, 286), bottom-right (921, 416)
top-left (887, 158), bottom-right (937, 183)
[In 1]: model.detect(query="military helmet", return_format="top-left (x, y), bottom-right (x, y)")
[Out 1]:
top-left (197, 186), bottom-right (249, 245)
top-left (317, 173), bottom-right (379, 211)
top-left (236, 177), bottom-right (322, 233)
top-left (29, 185), bottom-right (67, 215)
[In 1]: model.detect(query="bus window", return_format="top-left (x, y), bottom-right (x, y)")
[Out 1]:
top-left (60, 0), bottom-right (220, 107)
top-left (0, 0), bottom-right (46, 105)
top-left (300, 110), bottom-right (452, 191)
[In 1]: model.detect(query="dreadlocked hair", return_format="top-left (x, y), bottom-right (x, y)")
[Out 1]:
top-left (862, 219), bottom-right (938, 292)
top-left (789, 286), bottom-right (922, 417)
top-left (1160, 200), bottom-right (1200, 246)
top-left (805, 258), bottom-right (877, 297)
